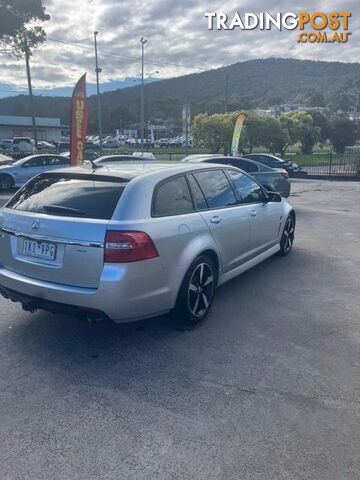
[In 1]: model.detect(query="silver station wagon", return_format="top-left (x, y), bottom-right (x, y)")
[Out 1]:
top-left (0, 163), bottom-right (295, 327)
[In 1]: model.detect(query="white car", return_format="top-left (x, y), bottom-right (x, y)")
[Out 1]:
top-left (0, 154), bottom-right (70, 190)
top-left (132, 152), bottom-right (156, 160)
top-left (11, 137), bottom-right (37, 159)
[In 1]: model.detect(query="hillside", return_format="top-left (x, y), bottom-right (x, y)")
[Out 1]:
top-left (0, 58), bottom-right (359, 132)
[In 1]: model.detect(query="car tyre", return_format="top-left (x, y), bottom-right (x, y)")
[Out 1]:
top-left (173, 255), bottom-right (216, 329)
top-left (279, 214), bottom-right (295, 255)
top-left (0, 174), bottom-right (14, 191)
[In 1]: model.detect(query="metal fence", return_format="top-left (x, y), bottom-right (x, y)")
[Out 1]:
top-left (284, 147), bottom-right (360, 177)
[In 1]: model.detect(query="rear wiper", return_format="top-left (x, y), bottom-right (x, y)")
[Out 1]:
top-left (43, 204), bottom-right (86, 216)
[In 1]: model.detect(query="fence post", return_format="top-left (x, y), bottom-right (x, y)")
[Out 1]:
top-left (329, 149), bottom-right (333, 176)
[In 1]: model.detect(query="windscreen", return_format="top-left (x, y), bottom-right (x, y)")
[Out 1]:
top-left (6, 174), bottom-right (128, 220)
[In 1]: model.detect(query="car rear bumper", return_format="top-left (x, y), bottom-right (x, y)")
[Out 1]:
top-left (0, 262), bottom-right (177, 322)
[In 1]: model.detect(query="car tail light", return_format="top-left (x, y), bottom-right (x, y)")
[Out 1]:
top-left (281, 171), bottom-right (289, 179)
top-left (104, 231), bottom-right (158, 263)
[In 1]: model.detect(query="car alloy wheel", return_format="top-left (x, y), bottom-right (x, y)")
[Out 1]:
top-left (174, 255), bottom-right (216, 328)
top-left (281, 216), bottom-right (295, 255)
top-left (187, 262), bottom-right (214, 318)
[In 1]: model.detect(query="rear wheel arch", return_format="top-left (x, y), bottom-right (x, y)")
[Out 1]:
top-left (198, 249), bottom-right (219, 285)
top-left (289, 209), bottom-right (296, 225)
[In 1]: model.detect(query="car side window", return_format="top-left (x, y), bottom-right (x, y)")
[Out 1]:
top-left (43, 156), bottom-right (67, 166)
top-left (194, 169), bottom-right (237, 209)
top-left (234, 160), bottom-right (259, 173)
top-left (259, 156), bottom-right (279, 167)
top-left (153, 175), bottom-right (194, 216)
top-left (187, 174), bottom-right (208, 210)
top-left (23, 158), bottom-right (44, 168)
top-left (227, 169), bottom-right (266, 204)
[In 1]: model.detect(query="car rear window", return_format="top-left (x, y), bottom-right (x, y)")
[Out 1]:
top-left (6, 173), bottom-right (128, 220)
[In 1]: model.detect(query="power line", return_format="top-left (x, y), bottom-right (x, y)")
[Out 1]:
top-left (47, 37), bottom-right (206, 72)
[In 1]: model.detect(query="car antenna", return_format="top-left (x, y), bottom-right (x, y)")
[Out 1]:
top-left (88, 158), bottom-right (102, 170)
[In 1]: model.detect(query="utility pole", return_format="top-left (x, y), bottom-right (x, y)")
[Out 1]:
top-left (224, 73), bottom-right (229, 113)
top-left (24, 39), bottom-right (37, 147)
top-left (140, 37), bottom-right (147, 154)
top-left (94, 31), bottom-right (103, 149)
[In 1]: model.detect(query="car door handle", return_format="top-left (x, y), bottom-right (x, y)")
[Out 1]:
top-left (250, 210), bottom-right (257, 217)
top-left (210, 216), bottom-right (222, 224)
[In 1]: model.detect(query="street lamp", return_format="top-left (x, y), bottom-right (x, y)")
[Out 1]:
top-left (140, 37), bottom-right (147, 154)
top-left (145, 71), bottom-right (159, 142)
top-left (94, 31), bottom-right (103, 149)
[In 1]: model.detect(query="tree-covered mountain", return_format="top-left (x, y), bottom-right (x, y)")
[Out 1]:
top-left (0, 58), bottom-right (359, 133)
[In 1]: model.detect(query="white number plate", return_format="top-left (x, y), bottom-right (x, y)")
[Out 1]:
top-left (23, 239), bottom-right (57, 261)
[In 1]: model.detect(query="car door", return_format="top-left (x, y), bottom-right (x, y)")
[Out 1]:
top-left (42, 155), bottom-right (70, 172)
top-left (190, 169), bottom-right (251, 273)
top-left (227, 169), bottom-right (283, 255)
top-left (15, 157), bottom-right (45, 184)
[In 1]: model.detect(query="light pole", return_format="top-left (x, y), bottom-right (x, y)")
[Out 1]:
top-left (140, 37), bottom-right (147, 154)
top-left (94, 31), bottom-right (103, 149)
top-left (145, 71), bottom-right (159, 143)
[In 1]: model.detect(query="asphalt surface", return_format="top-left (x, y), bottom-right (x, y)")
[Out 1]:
top-left (0, 179), bottom-right (359, 480)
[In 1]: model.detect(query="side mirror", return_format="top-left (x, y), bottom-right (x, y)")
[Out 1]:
top-left (266, 191), bottom-right (282, 203)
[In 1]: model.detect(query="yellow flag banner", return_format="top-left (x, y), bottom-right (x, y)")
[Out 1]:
top-left (231, 113), bottom-right (247, 156)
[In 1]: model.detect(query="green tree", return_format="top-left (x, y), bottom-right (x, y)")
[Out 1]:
top-left (0, 0), bottom-right (49, 54)
top-left (283, 111), bottom-right (320, 154)
top-left (330, 118), bottom-right (357, 153)
top-left (0, 1), bottom-right (50, 145)
top-left (307, 110), bottom-right (332, 142)
top-left (279, 115), bottom-right (298, 155)
top-left (192, 112), bottom-right (291, 155)
top-left (243, 114), bottom-right (288, 154)
top-left (192, 113), bottom-right (234, 154)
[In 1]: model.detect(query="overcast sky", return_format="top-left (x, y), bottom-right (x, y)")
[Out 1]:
top-left (0, 0), bottom-right (359, 94)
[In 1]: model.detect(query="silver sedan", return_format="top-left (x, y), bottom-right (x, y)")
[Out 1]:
top-left (0, 162), bottom-right (295, 327)
top-left (0, 154), bottom-right (70, 190)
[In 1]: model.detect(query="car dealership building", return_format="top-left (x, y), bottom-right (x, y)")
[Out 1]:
top-left (0, 115), bottom-right (63, 141)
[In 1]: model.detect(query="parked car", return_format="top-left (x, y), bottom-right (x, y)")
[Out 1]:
top-left (182, 155), bottom-right (291, 197)
top-left (157, 138), bottom-right (171, 148)
top-left (242, 153), bottom-right (304, 176)
top-left (168, 138), bottom-right (182, 148)
top-left (85, 142), bottom-right (101, 151)
top-left (56, 141), bottom-right (71, 153)
top-left (11, 137), bottom-right (37, 159)
top-left (132, 152), bottom-right (156, 160)
top-left (0, 162), bottom-right (295, 326)
top-left (0, 154), bottom-right (70, 190)
top-left (61, 151), bottom-right (100, 163)
top-left (0, 139), bottom-right (13, 151)
top-left (94, 154), bottom-right (150, 165)
top-left (0, 154), bottom-right (15, 166)
top-left (37, 141), bottom-right (56, 151)
top-left (102, 139), bottom-right (119, 149)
